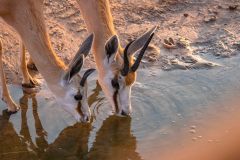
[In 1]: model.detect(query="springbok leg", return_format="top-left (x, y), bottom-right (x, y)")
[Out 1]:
top-left (0, 39), bottom-right (19, 113)
top-left (20, 42), bottom-right (38, 89)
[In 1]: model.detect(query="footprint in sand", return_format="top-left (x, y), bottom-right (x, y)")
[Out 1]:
top-left (160, 36), bottom-right (219, 71)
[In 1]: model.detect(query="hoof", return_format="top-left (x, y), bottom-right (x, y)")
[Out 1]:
top-left (2, 109), bottom-right (11, 119)
top-left (22, 80), bottom-right (40, 94)
top-left (5, 109), bottom-right (18, 116)
top-left (22, 85), bottom-right (40, 94)
top-left (22, 82), bottom-right (36, 89)
top-left (27, 63), bottom-right (38, 71)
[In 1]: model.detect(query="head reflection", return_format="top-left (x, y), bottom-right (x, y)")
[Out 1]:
top-left (88, 115), bottom-right (143, 160)
top-left (44, 115), bottom-right (142, 160)
top-left (0, 82), bottom-right (143, 160)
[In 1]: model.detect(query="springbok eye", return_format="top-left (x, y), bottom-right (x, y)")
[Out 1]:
top-left (111, 79), bottom-right (119, 89)
top-left (74, 94), bottom-right (82, 101)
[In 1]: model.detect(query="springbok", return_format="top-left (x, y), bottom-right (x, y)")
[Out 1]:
top-left (77, 0), bottom-right (156, 116)
top-left (0, 0), bottom-right (156, 118)
top-left (0, 0), bottom-right (95, 122)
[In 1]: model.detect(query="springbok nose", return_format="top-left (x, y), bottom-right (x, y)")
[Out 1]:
top-left (74, 94), bottom-right (82, 101)
top-left (121, 110), bottom-right (130, 116)
top-left (81, 115), bottom-right (90, 123)
top-left (85, 116), bottom-right (90, 122)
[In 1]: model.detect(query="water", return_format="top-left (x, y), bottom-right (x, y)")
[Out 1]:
top-left (0, 55), bottom-right (240, 160)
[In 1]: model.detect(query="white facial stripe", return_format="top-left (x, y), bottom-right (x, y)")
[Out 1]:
top-left (51, 79), bottom-right (91, 122)
top-left (118, 86), bottom-right (132, 114)
top-left (80, 83), bottom-right (91, 115)
top-left (99, 53), bottom-right (134, 115)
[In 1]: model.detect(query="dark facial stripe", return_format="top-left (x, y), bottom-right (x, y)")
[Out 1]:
top-left (76, 102), bottom-right (84, 117)
top-left (113, 90), bottom-right (119, 113)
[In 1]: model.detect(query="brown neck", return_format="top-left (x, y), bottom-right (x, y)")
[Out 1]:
top-left (77, 0), bottom-right (123, 70)
top-left (1, 0), bottom-right (66, 84)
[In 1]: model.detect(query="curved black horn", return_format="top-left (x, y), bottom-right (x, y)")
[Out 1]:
top-left (121, 41), bottom-right (134, 76)
top-left (131, 33), bottom-right (155, 72)
top-left (80, 68), bottom-right (96, 86)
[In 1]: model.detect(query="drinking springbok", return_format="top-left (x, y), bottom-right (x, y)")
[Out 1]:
top-left (77, 0), bottom-right (156, 115)
top-left (0, 0), bottom-right (156, 118)
top-left (0, 0), bottom-right (95, 122)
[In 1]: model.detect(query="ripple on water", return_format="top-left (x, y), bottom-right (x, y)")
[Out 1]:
top-left (1, 56), bottom-right (240, 159)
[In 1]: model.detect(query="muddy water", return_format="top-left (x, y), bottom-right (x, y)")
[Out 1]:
top-left (0, 55), bottom-right (240, 160)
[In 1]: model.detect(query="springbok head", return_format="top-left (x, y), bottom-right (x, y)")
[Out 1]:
top-left (98, 27), bottom-right (156, 116)
top-left (54, 34), bottom-right (95, 122)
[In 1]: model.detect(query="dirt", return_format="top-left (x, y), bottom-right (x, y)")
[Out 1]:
top-left (0, 0), bottom-right (239, 84)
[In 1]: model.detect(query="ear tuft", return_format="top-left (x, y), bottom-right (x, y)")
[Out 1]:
top-left (105, 35), bottom-right (119, 62)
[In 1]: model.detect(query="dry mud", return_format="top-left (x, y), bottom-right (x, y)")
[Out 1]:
top-left (0, 0), bottom-right (239, 84)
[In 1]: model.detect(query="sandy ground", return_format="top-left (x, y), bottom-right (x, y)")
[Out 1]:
top-left (0, 0), bottom-right (239, 84)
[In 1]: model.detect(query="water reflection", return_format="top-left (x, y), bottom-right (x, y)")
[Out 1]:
top-left (19, 93), bottom-right (48, 156)
top-left (2, 55), bottom-right (240, 160)
top-left (0, 85), bottom-right (142, 160)
top-left (0, 95), bottom-right (37, 159)
top-left (88, 116), bottom-right (142, 160)
top-left (88, 81), bottom-right (106, 117)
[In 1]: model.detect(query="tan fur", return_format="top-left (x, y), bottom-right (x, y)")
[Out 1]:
top-left (0, 0), bottom-right (70, 112)
top-left (96, 0), bottom-right (116, 37)
top-left (125, 72), bottom-right (136, 86)
top-left (0, 0), bottom-right (136, 114)
top-left (77, 0), bottom-right (123, 70)
top-left (0, 39), bottom-right (19, 111)
top-left (20, 42), bottom-right (38, 86)
top-left (1, 0), bottom-right (66, 85)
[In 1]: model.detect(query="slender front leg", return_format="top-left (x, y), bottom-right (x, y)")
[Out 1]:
top-left (20, 42), bottom-right (38, 89)
top-left (0, 39), bottom-right (19, 113)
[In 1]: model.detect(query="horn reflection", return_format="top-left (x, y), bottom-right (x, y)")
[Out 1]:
top-left (0, 82), bottom-right (142, 160)
top-left (88, 116), bottom-right (143, 160)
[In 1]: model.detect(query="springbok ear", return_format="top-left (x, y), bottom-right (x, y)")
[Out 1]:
top-left (80, 69), bottom-right (96, 86)
top-left (127, 26), bottom-right (157, 56)
top-left (69, 34), bottom-right (94, 69)
top-left (64, 34), bottom-right (94, 83)
top-left (105, 35), bottom-right (119, 63)
top-left (64, 54), bottom-right (84, 83)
